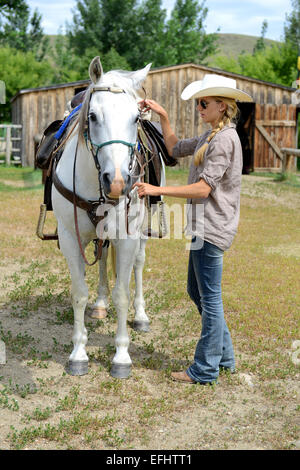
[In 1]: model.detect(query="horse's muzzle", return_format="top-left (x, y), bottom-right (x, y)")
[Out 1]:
top-left (102, 168), bottom-right (132, 199)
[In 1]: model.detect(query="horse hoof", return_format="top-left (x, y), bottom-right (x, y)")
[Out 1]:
top-left (67, 360), bottom-right (89, 376)
top-left (110, 363), bottom-right (131, 379)
top-left (133, 320), bottom-right (150, 332)
top-left (89, 307), bottom-right (107, 319)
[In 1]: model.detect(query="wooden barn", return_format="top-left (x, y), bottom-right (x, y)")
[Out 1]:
top-left (11, 63), bottom-right (299, 172)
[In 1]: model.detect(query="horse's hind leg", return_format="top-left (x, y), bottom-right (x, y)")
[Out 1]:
top-left (58, 228), bottom-right (89, 376)
top-left (133, 238), bottom-right (150, 332)
top-left (90, 243), bottom-right (109, 319)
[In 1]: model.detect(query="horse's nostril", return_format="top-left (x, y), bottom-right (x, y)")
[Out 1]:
top-left (102, 172), bottom-right (112, 188)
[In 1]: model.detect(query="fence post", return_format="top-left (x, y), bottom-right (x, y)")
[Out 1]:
top-left (5, 126), bottom-right (11, 165)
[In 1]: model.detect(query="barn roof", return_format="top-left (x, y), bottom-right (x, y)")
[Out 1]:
top-left (11, 62), bottom-right (295, 102)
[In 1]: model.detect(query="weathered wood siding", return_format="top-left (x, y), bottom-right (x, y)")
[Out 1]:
top-left (11, 63), bottom-right (297, 169)
top-left (254, 104), bottom-right (297, 170)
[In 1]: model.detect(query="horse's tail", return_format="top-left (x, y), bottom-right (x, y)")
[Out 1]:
top-left (109, 243), bottom-right (117, 280)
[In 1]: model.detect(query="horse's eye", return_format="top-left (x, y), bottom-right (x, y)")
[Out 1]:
top-left (89, 112), bottom-right (97, 122)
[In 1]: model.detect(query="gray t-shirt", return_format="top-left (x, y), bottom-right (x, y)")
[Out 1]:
top-left (172, 124), bottom-right (243, 251)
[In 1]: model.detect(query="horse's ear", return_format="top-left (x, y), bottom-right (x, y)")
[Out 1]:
top-left (89, 56), bottom-right (103, 84)
top-left (131, 63), bottom-right (152, 90)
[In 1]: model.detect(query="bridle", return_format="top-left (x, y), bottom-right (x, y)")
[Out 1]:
top-left (72, 85), bottom-right (145, 266)
top-left (84, 85), bottom-right (142, 200)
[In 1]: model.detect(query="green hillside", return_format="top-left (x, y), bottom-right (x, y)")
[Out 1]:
top-left (206, 33), bottom-right (281, 67)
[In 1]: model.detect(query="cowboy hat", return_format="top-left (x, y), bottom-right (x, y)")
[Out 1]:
top-left (181, 74), bottom-right (253, 102)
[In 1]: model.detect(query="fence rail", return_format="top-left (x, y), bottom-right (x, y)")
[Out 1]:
top-left (0, 124), bottom-right (22, 165)
top-left (281, 147), bottom-right (300, 173)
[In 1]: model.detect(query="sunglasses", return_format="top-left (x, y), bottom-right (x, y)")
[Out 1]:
top-left (196, 99), bottom-right (209, 109)
top-left (196, 98), bottom-right (222, 109)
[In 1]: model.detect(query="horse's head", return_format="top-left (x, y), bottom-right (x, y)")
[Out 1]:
top-left (80, 56), bottom-right (151, 199)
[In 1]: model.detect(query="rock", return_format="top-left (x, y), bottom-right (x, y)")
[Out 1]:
top-left (293, 440), bottom-right (300, 449)
top-left (239, 373), bottom-right (254, 387)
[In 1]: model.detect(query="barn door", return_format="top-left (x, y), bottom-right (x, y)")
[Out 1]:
top-left (254, 104), bottom-right (297, 171)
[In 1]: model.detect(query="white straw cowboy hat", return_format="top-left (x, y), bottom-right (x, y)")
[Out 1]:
top-left (181, 74), bottom-right (253, 102)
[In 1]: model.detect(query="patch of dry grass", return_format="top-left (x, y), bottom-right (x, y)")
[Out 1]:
top-left (0, 167), bottom-right (299, 450)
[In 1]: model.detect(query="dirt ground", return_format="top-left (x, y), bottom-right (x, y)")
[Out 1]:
top-left (0, 173), bottom-right (299, 451)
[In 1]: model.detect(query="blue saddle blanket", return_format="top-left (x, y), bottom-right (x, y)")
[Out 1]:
top-left (54, 103), bottom-right (82, 140)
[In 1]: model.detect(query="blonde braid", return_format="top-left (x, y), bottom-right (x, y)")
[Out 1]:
top-left (194, 97), bottom-right (238, 167)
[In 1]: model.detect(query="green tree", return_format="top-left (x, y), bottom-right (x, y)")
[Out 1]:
top-left (162, 0), bottom-right (218, 66)
top-left (0, 0), bottom-right (49, 60)
top-left (53, 32), bottom-right (130, 83)
top-left (284, 0), bottom-right (300, 48)
top-left (123, 0), bottom-right (167, 68)
top-left (66, 0), bottom-right (218, 69)
top-left (67, 0), bottom-right (104, 56)
top-left (253, 20), bottom-right (268, 54)
top-left (0, 0), bottom-right (23, 10)
top-left (51, 31), bottom-right (84, 83)
top-left (101, 47), bottom-right (130, 71)
top-left (99, 0), bottom-right (139, 56)
top-left (215, 43), bottom-right (296, 87)
top-left (0, 47), bottom-right (54, 120)
top-left (67, 0), bottom-right (141, 65)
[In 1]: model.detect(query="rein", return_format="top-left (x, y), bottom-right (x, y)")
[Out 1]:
top-left (72, 139), bottom-right (103, 266)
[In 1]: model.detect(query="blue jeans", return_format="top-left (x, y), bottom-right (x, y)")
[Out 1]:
top-left (186, 238), bottom-right (235, 383)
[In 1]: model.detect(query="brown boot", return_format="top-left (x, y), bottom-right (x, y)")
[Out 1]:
top-left (171, 371), bottom-right (196, 384)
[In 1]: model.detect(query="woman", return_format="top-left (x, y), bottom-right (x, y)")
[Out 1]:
top-left (134, 74), bottom-right (253, 384)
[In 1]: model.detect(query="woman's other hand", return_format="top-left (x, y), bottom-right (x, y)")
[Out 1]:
top-left (133, 182), bottom-right (161, 199)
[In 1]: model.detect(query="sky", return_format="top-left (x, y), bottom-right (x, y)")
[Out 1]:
top-left (26, 0), bottom-right (292, 42)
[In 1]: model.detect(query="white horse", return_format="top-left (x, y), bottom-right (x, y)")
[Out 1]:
top-left (52, 56), bottom-right (154, 378)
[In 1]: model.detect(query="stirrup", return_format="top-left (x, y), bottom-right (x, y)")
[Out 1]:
top-left (143, 200), bottom-right (168, 238)
top-left (36, 203), bottom-right (59, 241)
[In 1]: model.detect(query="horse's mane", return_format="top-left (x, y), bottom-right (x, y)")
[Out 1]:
top-left (78, 70), bottom-right (142, 143)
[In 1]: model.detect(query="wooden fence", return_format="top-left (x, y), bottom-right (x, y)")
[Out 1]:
top-left (0, 124), bottom-right (22, 165)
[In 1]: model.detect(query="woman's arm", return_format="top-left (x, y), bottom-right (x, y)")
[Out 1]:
top-left (140, 99), bottom-right (178, 155)
top-left (134, 179), bottom-right (212, 199)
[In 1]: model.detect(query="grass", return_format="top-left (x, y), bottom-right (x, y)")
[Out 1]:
top-left (0, 165), bottom-right (299, 450)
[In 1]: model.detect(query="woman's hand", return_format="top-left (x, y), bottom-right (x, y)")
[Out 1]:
top-left (139, 98), bottom-right (178, 155)
top-left (133, 182), bottom-right (161, 199)
top-left (139, 99), bottom-right (168, 119)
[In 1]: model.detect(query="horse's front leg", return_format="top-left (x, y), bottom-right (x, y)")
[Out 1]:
top-left (58, 224), bottom-right (89, 376)
top-left (110, 238), bottom-right (139, 379)
top-left (133, 238), bottom-right (150, 332)
top-left (90, 242), bottom-right (109, 319)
